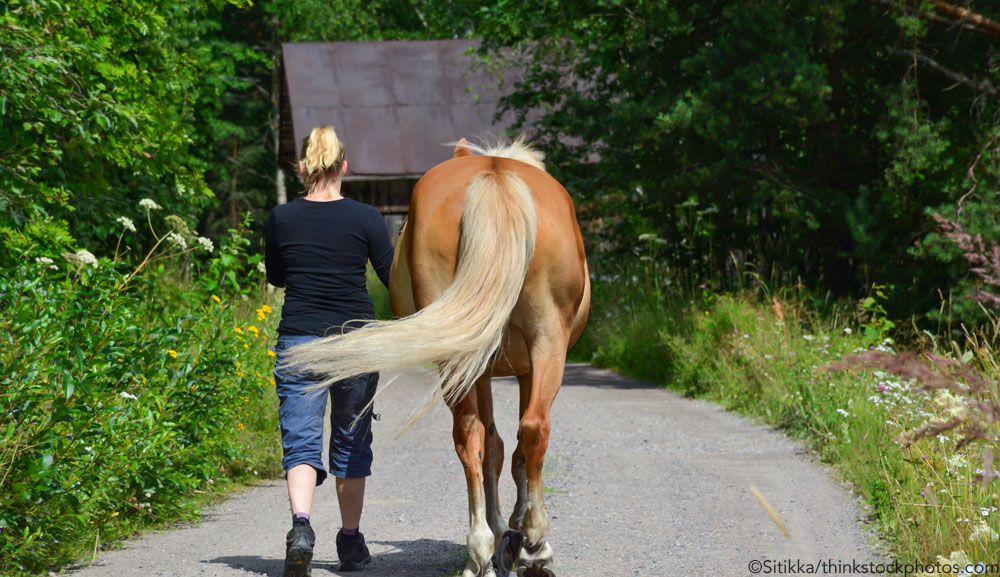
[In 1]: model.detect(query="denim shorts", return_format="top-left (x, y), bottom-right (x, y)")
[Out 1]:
top-left (273, 334), bottom-right (378, 486)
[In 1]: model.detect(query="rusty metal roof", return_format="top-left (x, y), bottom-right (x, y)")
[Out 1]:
top-left (281, 40), bottom-right (516, 177)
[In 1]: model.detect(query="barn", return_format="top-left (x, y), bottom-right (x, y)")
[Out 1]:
top-left (277, 39), bottom-right (519, 236)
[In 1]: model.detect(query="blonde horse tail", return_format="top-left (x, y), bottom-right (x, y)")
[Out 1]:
top-left (284, 169), bottom-right (537, 413)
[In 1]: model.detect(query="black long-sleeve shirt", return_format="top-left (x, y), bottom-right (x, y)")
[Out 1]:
top-left (265, 197), bottom-right (394, 336)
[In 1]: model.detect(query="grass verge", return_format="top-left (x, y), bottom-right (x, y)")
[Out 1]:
top-left (571, 279), bottom-right (999, 571)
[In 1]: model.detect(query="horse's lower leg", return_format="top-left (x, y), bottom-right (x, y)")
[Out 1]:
top-left (452, 385), bottom-right (495, 577)
top-left (508, 374), bottom-right (532, 532)
top-left (475, 377), bottom-right (509, 543)
top-left (515, 349), bottom-right (565, 576)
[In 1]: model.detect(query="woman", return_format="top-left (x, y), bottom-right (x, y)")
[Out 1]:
top-left (265, 125), bottom-right (393, 576)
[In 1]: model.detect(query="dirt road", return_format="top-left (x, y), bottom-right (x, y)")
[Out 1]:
top-left (69, 363), bottom-right (880, 577)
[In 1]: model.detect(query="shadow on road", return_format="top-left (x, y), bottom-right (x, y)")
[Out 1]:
top-left (560, 362), bottom-right (656, 390)
top-left (208, 538), bottom-right (465, 577)
top-left (492, 363), bottom-right (655, 390)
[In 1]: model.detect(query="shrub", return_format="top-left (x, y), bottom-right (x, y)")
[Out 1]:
top-left (0, 211), bottom-right (280, 574)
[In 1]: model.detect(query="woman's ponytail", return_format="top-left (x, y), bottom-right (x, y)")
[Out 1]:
top-left (300, 125), bottom-right (347, 193)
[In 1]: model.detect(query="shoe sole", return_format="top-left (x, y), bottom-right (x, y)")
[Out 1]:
top-left (338, 555), bottom-right (372, 572)
top-left (284, 545), bottom-right (313, 577)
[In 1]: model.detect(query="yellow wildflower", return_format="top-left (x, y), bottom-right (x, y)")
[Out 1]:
top-left (267, 349), bottom-right (276, 358)
top-left (257, 311), bottom-right (266, 321)
top-left (234, 327), bottom-right (243, 335)
top-left (237, 422), bottom-right (245, 431)
top-left (261, 304), bottom-right (272, 314)
top-left (235, 361), bottom-right (242, 369)
top-left (243, 344), bottom-right (249, 350)
top-left (247, 325), bottom-right (259, 336)
top-left (269, 378), bottom-right (276, 386)
top-left (212, 294), bottom-right (222, 306)
top-left (166, 350), bottom-right (178, 358)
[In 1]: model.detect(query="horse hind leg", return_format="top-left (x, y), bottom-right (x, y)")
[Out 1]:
top-left (508, 374), bottom-right (531, 533)
top-left (452, 379), bottom-right (497, 577)
top-left (512, 336), bottom-right (567, 577)
top-left (478, 377), bottom-right (527, 575)
top-left (476, 378), bottom-right (511, 541)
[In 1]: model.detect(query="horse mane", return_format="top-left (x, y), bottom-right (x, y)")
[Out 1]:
top-left (449, 135), bottom-right (547, 172)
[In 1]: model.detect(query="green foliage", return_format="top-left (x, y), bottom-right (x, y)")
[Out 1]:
top-left (472, 0), bottom-right (1000, 328)
top-left (266, 0), bottom-right (478, 42)
top-left (861, 284), bottom-right (898, 343)
top-left (0, 217), bottom-right (279, 575)
top-left (0, 0), bottom-right (248, 254)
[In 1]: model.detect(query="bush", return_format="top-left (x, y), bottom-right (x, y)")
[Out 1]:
top-left (0, 211), bottom-right (280, 575)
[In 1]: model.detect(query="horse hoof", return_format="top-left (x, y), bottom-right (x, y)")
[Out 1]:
top-left (493, 530), bottom-right (524, 576)
top-left (515, 540), bottom-right (554, 577)
top-left (516, 567), bottom-right (555, 577)
top-left (461, 562), bottom-right (497, 577)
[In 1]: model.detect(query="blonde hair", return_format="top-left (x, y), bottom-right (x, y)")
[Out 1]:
top-left (300, 125), bottom-right (347, 193)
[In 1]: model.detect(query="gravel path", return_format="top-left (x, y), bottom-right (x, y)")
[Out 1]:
top-left (69, 363), bottom-right (881, 577)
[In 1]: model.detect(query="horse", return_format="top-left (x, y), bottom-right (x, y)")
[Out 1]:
top-left (286, 137), bottom-right (590, 577)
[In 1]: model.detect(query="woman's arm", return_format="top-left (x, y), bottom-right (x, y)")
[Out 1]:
top-left (265, 210), bottom-right (287, 288)
top-left (367, 209), bottom-right (394, 289)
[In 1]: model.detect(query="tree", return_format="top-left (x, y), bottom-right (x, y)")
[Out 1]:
top-left (470, 0), bottom-right (1000, 324)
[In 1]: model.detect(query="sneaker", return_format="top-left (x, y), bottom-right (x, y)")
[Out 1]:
top-left (284, 522), bottom-right (315, 577)
top-left (336, 529), bottom-right (372, 571)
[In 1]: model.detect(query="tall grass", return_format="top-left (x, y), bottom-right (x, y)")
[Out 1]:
top-left (573, 265), bottom-right (999, 568)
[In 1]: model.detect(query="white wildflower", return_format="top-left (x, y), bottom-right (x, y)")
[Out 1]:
top-left (139, 198), bottom-right (161, 211)
top-left (166, 232), bottom-right (187, 250)
top-left (35, 256), bottom-right (59, 271)
top-left (969, 522), bottom-right (999, 543)
top-left (75, 249), bottom-right (98, 267)
top-left (196, 236), bottom-right (214, 252)
top-left (116, 216), bottom-right (136, 232)
top-left (836, 408), bottom-right (850, 418)
top-left (934, 390), bottom-right (967, 419)
top-left (120, 391), bottom-right (138, 400)
top-left (946, 453), bottom-right (967, 472)
top-left (803, 334), bottom-right (816, 341)
top-left (256, 261), bottom-right (267, 274)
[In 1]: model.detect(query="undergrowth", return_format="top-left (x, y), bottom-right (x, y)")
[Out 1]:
top-left (0, 208), bottom-right (282, 575)
top-left (572, 264), bottom-right (999, 571)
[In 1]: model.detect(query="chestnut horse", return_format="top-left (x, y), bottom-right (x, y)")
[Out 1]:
top-left (287, 138), bottom-right (590, 577)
